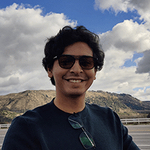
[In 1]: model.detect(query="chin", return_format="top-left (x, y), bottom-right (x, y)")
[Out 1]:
top-left (67, 90), bottom-right (86, 98)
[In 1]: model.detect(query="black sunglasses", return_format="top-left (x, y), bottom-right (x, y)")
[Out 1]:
top-left (68, 115), bottom-right (96, 149)
top-left (53, 55), bottom-right (97, 70)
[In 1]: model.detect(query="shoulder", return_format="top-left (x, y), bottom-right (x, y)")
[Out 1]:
top-left (86, 103), bottom-right (115, 115)
top-left (86, 103), bottom-right (121, 124)
top-left (2, 102), bottom-right (55, 150)
top-left (11, 99), bottom-right (55, 127)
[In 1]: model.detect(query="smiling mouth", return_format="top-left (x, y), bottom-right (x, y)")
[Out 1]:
top-left (67, 79), bottom-right (82, 83)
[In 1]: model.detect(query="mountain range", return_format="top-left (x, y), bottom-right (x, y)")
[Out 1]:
top-left (0, 90), bottom-right (150, 123)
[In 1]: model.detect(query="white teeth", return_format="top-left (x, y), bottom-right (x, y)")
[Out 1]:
top-left (69, 80), bottom-right (82, 83)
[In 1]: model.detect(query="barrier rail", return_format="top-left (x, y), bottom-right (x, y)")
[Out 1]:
top-left (0, 124), bottom-right (10, 129)
top-left (121, 118), bottom-right (150, 124)
top-left (0, 118), bottom-right (150, 128)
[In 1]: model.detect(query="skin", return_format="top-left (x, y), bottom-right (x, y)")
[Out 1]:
top-left (48, 42), bottom-right (97, 114)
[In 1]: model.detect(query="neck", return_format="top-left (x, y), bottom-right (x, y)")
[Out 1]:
top-left (54, 93), bottom-right (86, 114)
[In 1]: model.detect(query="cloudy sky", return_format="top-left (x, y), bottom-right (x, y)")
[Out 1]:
top-left (0, 0), bottom-right (150, 101)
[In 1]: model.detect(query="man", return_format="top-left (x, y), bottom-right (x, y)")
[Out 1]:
top-left (2, 26), bottom-right (140, 149)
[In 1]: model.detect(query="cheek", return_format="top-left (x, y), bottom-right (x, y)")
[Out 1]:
top-left (50, 62), bottom-right (62, 78)
top-left (52, 68), bottom-right (68, 85)
top-left (52, 70), bottom-right (61, 83)
top-left (90, 69), bottom-right (96, 78)
top-left (85, 70), bottom-right (96, 81)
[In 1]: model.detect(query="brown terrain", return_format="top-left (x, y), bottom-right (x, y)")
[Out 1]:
top-left (0, 90), bottom-right (150, 123)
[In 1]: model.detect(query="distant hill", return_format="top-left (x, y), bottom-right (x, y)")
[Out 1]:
top-left (0, 90), bottom-right (150, 123)
top-left (0, 90), bottom-right (56, 112)
top-left (85, 90), bottom-right (150, 118)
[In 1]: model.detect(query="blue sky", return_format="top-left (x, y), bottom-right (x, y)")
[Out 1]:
top-left (0, 0), bottom-right (150, 101)
top-left (0, 0), bottom-right (142, 33)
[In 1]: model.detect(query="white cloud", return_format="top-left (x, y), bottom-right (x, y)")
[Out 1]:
top-left (99, 19), bottom-right (150, 74)
top-left (90, 54), bottom-right (150, 101)
top-left (100, 20), bottom-right (150, 53)
top-left (94, 0), bottom-right (150, 23)
top-left (136, 50), bottom-right (150, 74)
top-left (133, 87), bottom-right (150, 101)
top-left (94, 18), bottom-right (150, 101)
top-left (0, 3), bottom-right (150, 102)
top-left (94, 0), bottom-right (150, 77)
top-left (129, 0), bottom-right (150, 23)
top-left (0, 3), bottom-right (76, 95)
top-left (94, 0), bottom-right (130, 13)
top-left (0, 76), bottom-right (20, 87)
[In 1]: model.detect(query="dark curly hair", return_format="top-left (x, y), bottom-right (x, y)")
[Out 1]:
top-left (42, 25), bottom-right (104, 85)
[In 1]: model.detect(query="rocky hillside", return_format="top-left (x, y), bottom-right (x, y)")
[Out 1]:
top-left (0, 90), bottom-right (56, 113)
top-left (0, 90), bottom-right (150, 123)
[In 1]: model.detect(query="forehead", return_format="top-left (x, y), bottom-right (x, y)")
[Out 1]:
top-left (63, 42), bottom-right (93, 56)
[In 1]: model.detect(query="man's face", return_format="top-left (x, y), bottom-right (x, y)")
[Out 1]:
top-left (48, 42), bottom-right (97, 98)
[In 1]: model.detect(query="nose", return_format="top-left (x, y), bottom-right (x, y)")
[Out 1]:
top-left (70, 60), bottom-right (83, 73)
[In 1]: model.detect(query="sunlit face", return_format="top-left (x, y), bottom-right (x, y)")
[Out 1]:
top-left (48, 42), bottom-right (97, 98)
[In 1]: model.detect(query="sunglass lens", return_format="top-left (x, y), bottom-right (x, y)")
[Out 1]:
top-left (59, 55), bottom-right (74, 69)
top-left (80, 56), bottom-right (94, 69)
top-left (79, 131), bottom-right (95, 149)
top-left (68, 118), bottom-right (82, 129)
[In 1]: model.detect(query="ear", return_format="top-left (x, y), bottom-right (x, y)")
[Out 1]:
top-left (47, 68), bottom-right (53, 78)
